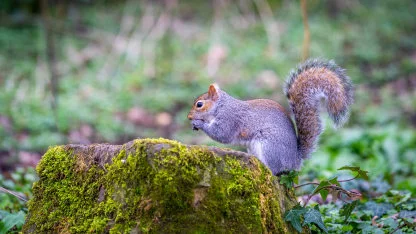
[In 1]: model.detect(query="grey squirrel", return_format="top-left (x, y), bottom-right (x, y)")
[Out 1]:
top-left (187, 59), bottom-right (354, 175)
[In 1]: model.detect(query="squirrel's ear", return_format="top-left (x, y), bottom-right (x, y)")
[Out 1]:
top-left (208, 83), bottom-right (220, 101)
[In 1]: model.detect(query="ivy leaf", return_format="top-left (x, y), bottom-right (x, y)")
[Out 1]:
top-left (303, 206), bottom-right (328, 233)
top-left (363, 201), bottom-right (394, 217)
top-left (328, 177), bottom-right (341, 187)
top-left (311, 180), bottom-right (335, 202)
top-left (399, 210), bottom-right (416, 219)
top-left (0, 210), bottom-right (25, 233)
top-left (338, 166), bottom-right (369, 180)
top-left (341, 225), bottom-right (353, 232)
top-left (279, 171), bottom-right (299, 189)
top-left (402, 217), bottom-right (416, 229)
top-left (383, 217), bottom-right (398, 230)
top-left (313, 180), bottom-right (330, 195)
top-left (340, 200), bottom-right (358, 222)
top-left (358, 223), bottom-right (383, 233)
top-left (320, 189), bottom-right (329, 201)
top-left (284, 204), bottom-right (307, 232)
top-left (338, 165), bottom-right (360, 171)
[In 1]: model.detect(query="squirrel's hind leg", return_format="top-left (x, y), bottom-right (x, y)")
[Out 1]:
top-left (255, 139), bottom-right (302, 175)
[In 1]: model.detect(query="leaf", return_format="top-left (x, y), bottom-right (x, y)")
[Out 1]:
top-left (395, 191), bottom-right (411, 206)
top-left (279, 176), bottom-right (293, 188)
top-left (0, 210), bottom-right (9, 219)
top-left (279, 171), bottom-right (299, 189)
top-left (341, 225), bottom-right (353, 232)
top-left (356, 170), bottom-right (369, 180)
top-left (359, 223), bottom-right (384, 234)
top-left (0, 211), bottom-right (25, 233)
top-left (363, 201), bottom-right (394, 217)
top-left (382, 217), bottom-right (398, 230)
top-left (338, 165), bottom-right (360, 171)
top-left (303, 206), bottom-right (328, 233)
top-left (284, 204), bottom-right (307, 233)
top-left (399, 210), bottom-right (416, 219)
top-left (328, 177), bottom-right (341, 187)
top-left (312, 180), bottom-right (330, 195)
top-left (320, 189), bottom-right (329, 201)
top-left (338, 166), bottom-right (369, 180)
top-left (402, 217), bottom-right (416, 229)
top-left (340, 200), bottom-right (358, 222)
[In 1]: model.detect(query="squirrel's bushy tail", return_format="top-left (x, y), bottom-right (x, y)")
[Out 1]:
top-left (284, 59), bottom-right (354, 159)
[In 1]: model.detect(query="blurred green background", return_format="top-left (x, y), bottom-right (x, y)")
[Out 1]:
top-left (0, 0), bottom-right (415, 202)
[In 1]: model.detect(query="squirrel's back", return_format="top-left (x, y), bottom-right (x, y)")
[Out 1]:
top-left (285, 59), bottom-right (354, 159)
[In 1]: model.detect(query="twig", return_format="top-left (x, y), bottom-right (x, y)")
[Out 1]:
top-left (338, 175), bottom-right (360, 183)
top-left (0, 186), bottom-right (28, 202)
top-left (302, 184), bottom-right (361, 207)
top-left (294, 175), bottom-right (360, 189)
top-left (294, 181), bottom-right (319, 189)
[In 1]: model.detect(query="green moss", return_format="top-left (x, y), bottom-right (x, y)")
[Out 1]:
top-left (23, 138), bottom-right (297, 233)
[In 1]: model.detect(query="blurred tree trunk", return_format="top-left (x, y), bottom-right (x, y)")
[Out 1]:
top-left (300, 0), bottom-right (310, 61)
top-left (41, 0), bottom-right (59, 113)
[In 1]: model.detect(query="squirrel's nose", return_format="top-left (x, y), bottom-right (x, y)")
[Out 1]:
top-left (187, 113), bottom-right (193, 120)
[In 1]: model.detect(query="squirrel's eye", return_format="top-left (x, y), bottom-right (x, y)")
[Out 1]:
top-left (196, 101), bottom-right (203, 108)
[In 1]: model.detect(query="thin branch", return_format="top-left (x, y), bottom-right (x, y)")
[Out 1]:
top-left (0, 186), bottom-right (28, 202)
top-left (295, 174), bottom-right (360, 189)
top-left (294, 181), bottom-right (319, 189)
top-left (302, 184), bottom-right (361, 207)
top-left (338, 175), bottom-right (360, 183)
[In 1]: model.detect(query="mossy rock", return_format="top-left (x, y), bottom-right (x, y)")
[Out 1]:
top-left (23, 138), bottom-right (298, 233)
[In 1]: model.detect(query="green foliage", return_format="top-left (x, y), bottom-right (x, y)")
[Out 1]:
top-left (313, 181), bottom-right (331, 201)
top-left (0, 210), bottom-right (25, 234)
top-left (338, 166), bottom-right (369, 180)
top-left (286, 165), bottom-right (416, 233)
top-left (303, 205), bottom-right (327, 233)
top-left (284, 204), bottom-right (307, 232)
top-left (304, 125), bottom-right (416, 195)
top-left (0, 168), bottom-right (36, 233)
top-left (319, 190), bottom-right (416, 233)
top-left (339, 200), bottom-right (358, 222)
top-left (279, 171), bottom-right (299, 189)
top-left (284, 204), bottom-right (328, 233)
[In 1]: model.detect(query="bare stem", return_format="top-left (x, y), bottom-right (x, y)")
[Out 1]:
top-left (302, 184), bottom-right (360, 207)
top-left (295, 174), bottom-right (360, 189)
top-left (294, 181), bottom-right (319, 189)
top-left (0, 186), bottom-right (28, 202)
top-left (338, 175), bottom-right (360, 183)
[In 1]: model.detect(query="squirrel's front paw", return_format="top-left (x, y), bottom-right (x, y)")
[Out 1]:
top-left (191, 119), bottom-right (204, 131)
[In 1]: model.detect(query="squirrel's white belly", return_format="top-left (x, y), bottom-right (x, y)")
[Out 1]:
top-left (247, 141), bottom-right (268, 168)
top-left (231, 138), bottom-right (268, 166)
